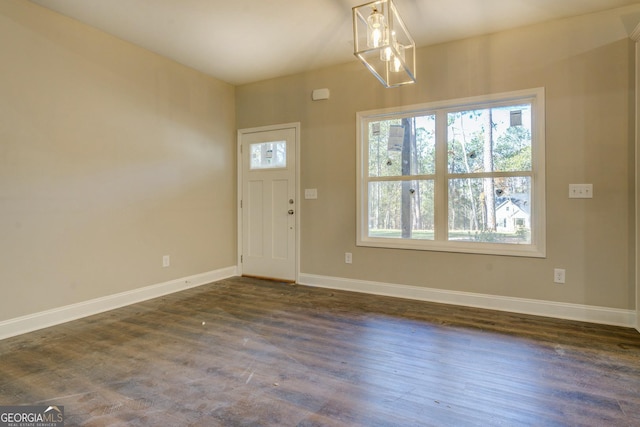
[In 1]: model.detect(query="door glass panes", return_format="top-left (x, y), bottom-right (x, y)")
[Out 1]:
top-left (448, 177), bottom-right (531, 244)
top-left (250, 141), bottom-right (286, 169)
top-left (368, 180), bottom-right (434, 240)
top-left (368, 115), bottom-right (436, 177)
top-left (447, 105), bottom-right (532, 174)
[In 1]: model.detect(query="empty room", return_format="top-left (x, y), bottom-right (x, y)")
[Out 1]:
top-left (1, 0), bottom-right (640, 425)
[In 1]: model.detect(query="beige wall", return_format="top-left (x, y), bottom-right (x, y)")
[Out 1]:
top-left (237, 7), bottom-right (638, 309)
top-left (1, 1), bottom-right (636, 323)
top-left (0, 1), bottom-right (236, 321)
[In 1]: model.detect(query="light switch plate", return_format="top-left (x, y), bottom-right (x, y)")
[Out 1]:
top-left (569, 184), bottom-right (593, 199)
top-left (305, 189), bottom-right (318, 199)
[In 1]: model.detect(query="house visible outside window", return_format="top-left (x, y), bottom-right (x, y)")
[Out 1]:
top-left (356, 88), bottom-right (545, 257)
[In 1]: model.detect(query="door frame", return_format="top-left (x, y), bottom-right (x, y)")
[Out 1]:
top-left (633, 26), bottom-right (640, 332)
top-left (237, 122), bottom-right (301, 282)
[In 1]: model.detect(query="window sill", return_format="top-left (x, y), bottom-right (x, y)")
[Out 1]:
top-left (356, 237), bottom-right (546, 258)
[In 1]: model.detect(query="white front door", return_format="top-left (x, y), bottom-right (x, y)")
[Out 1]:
top-left (239, 125), bottom-right (298, 282)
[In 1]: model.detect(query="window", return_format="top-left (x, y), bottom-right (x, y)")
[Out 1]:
top-left (356, 88), bottom-right (545, 257)
top-left (250, 141), bottom-right (287, 169)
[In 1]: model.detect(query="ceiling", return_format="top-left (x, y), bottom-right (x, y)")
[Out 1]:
top-left (29, 0), bottom-right (640, 86)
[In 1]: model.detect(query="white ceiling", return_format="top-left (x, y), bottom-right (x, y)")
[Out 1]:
top-left (29, 0), bottom-right (640, 85)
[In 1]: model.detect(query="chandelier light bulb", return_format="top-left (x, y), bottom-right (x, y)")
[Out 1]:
top-left (367, 7), bottom-right (386, 48)
top-left (380, 30), bottom-right (397, 61)
top-left (393, 44), bottom-right (405, 72)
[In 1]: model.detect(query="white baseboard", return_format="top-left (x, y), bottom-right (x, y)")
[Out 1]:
top-left (298, 273), bottom-right (637, 328)
top-left (3, 268), bottom-right (633, 341)
top-left (0, 266), bottom-right (237, 340)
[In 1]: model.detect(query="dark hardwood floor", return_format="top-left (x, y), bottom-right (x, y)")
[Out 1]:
top-left (1, 276), bottom-right (639, 426)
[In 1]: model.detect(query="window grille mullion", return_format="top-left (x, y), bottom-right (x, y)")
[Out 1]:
top-left (435, 111), bottom-right (449, 241)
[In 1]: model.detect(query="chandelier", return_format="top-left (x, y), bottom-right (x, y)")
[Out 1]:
top-left (352, 0), bottom-right (416, 88)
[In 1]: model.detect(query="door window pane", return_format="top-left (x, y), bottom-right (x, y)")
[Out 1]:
top-left (250, 141), bottom-right (286, 169)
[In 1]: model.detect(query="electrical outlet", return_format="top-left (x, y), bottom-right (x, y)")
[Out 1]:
top-left (345, 252), bottom-right (352, 264)
top-left (554, 268), bottom-right (565, 284)
top-left (163, 255), bottom-right (170, 267)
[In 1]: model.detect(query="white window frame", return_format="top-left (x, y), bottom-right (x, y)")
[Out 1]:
top-left (356, 88), bottom-right (546, 257)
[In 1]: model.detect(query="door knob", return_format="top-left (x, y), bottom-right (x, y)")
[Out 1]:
top-left (288, 209), bottom-right (294, 215)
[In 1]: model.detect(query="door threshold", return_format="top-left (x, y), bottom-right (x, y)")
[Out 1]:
top-left (242, 274), bottom-right (296, 284)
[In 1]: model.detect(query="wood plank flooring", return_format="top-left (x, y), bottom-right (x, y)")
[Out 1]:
top-left (1, 276), bottom-right (639, 426)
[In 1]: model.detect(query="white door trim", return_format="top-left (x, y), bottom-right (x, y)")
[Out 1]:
top-left (237, 122), bottom-right (301, 283)
top-left (632, 26), bottom-right (640, 332)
